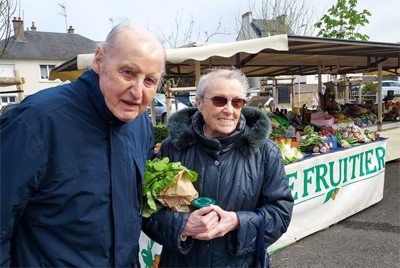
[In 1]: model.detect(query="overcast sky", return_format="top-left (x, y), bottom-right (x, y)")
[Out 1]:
top-left (18, 0), bottom-right (399, 45)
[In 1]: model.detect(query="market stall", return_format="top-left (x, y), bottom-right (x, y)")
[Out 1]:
top-left (269, 138), bottom-right (387, 253)
top-left (47, 35), bottom-right (398, 265)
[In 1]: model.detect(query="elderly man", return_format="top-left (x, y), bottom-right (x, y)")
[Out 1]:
top-left (0, 24), bottom-right (165, 267)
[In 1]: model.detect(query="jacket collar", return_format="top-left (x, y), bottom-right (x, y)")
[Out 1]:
top-left (167, 107), bottom-right (271, 156)
top-left (78, 69), bottom-right (123, 125)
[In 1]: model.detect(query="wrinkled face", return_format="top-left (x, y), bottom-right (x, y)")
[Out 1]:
top-left (197, 77), bottom-right (245, 138)
top-left (92, 31), bottom-right (164, 122)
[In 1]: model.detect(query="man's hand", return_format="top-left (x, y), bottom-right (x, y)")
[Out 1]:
top-left (193, 205), bottom-right (239, 240)
top-left (181, 206), bottom-right (220, 237)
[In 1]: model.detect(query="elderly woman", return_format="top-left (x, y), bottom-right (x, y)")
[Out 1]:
top-left (143, 68), bottom-right (293, 267)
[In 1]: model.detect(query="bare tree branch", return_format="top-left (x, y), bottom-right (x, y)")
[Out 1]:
top-left (204, 18), bottom-right (231, 42)
top-left (0, 0), bottom-right (17, 57)
top-left (158, 9), bottom-right (230, 48)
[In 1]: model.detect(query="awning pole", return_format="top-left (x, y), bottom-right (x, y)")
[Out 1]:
top-left (17, 84), bottom-right (25, 102)
top-left (166, 81), bottom-right (172, 119)
top-left (377, 64), bottom-right (383, 131)
top-left (297, 75), bottom-right (300, 106)
top-left (195, 61), bottom-right (201, 86)
top-left (317, 65), bottom-right (322, 93)
top-left (291, 77), bottom-right (295, 110)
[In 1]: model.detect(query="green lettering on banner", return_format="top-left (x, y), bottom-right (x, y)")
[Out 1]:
top-left (286, 172), bottom-right (298, 201)
top-left (339, 157), bottom-right (348, 183)
top-left (315, 164), bottom-right (329, 193)
top-left (359, 152), bottom-right (365, 177)
top-left (329, 161), bottom-right (340, 187)
top-left (348, 154), bottom-right (360, 180)
top-left (375, 147), bottom-right (386, 170)
top-left (302, 167), bottom-right (314, 198)
top-left (364, 149), bottom-right (377, 175)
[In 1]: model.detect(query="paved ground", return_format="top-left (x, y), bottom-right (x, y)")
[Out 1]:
top-left (270, 159), bottom-right (400, 268)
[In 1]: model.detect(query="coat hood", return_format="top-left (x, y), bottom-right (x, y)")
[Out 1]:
top-left (166, 107), bottom-right (271, 156)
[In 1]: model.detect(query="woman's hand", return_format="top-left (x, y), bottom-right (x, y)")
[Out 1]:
top-left (193, 205), bottom-right (239, 240)
top-left (181, 206), bottom-right (220, 237)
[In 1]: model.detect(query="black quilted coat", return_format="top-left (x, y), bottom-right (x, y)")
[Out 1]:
top-left (143, 107), bottom-right (293, 267)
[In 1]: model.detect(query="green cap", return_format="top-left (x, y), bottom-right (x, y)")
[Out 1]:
top-left (191, 197), bottom-right (216, 210)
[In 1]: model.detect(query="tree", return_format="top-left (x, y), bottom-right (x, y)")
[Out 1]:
top-left (0, 0), bottom-right (17, 57)
top-left (314, 0), bottom-right (371, 41)
top-left (236, 0), bottom-right (317, 39)
top-left (158, 9), bottom-right (230, 49)
top-left (157, 9), bottom-right (230, 89)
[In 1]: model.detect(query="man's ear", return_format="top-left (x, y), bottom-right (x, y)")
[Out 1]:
top-left (92, 47), bottom-right (104, 74)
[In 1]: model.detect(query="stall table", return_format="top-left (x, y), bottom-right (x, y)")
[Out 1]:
top-left (269, 139), bottom-right (387, 253)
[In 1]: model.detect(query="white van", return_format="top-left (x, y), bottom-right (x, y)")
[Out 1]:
top-left (381, 80), bottom-right (400, 97)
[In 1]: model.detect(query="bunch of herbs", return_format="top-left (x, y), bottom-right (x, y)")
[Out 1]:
top-left (143, 157), bottom-right (198, 217)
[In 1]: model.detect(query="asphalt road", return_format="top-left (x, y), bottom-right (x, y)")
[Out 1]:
top-left (270, 159), bottom-right (400, 268)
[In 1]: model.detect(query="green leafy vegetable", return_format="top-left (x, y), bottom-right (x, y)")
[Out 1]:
top-left (142, 157), bottom-right (198, 218)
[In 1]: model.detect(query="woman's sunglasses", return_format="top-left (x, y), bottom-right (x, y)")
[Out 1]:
top-left (204, 96), bottom-right (246, 109)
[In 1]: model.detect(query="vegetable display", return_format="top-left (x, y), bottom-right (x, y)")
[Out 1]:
top-left (266, 107), bottom-right (382, 163)
top-left (299, 125), bottom-right (324, 152)
top-left (278, 138), bottom-right (304, 164)
top-left (143, 157), bottom-right (198, 218)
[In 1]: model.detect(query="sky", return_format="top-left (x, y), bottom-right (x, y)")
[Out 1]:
top-left (17, 0), bottom-right (400, 45)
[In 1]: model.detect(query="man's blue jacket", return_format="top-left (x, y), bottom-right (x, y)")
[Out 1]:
top-left (0, 70), bottom-right (154, 267)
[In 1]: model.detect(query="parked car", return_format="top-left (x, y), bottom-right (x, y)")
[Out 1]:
top-left (147, 93), bottom-right (188, 123)
top-left (0, 103), bottom-right (19, 115)
top-left (381, 80), bottom-right (400, 97)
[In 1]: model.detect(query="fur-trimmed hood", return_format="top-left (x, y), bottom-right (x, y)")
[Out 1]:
top-left (166, 106), bottom-right (271, 156)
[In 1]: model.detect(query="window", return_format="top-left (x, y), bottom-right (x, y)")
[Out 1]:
top-left (40, 64), bottom-right (56, 80)
top-left (0, 95), bottom-right (18, 106)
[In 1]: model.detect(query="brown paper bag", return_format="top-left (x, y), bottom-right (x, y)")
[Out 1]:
top-left (156, 170), bottom-right (199, 212)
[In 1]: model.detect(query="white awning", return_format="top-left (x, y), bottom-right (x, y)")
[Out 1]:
top-left (166, 34), bottom-right (288, 63)
top-left (51, 34), bottom-right (289, 79)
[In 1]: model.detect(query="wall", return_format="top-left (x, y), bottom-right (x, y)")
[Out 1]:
top-left (0, 59), bottom-right (64, 97)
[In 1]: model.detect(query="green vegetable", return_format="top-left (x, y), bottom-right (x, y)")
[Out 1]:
top-left (278, 138), bottom-right (304, 164)
top-left (143, 157), bottom-right (198, 218)
top-left (270, 125), bottom-right (286, 138)
top-left (299, 132), bottom-right (323, 152)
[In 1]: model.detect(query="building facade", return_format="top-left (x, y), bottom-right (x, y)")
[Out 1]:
top-left (0, 18), bottom-right (97, 106)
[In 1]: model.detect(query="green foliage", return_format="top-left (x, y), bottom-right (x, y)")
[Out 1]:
top-left (142, 157), bottom-right (198, 218)
top-left (153, 124), bottom-right (168, 143)
top-left (362, 81), bottom-right (378, 94)
top-left (314, 0), bottom-right (371, 41)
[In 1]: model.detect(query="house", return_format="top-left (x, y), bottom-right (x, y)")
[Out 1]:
top-left (237, 11), bottom-right (292, 41)
top-left (0, 17), bottom-right (97, 106)
top-left (237, 12), bottom-right (334, 106)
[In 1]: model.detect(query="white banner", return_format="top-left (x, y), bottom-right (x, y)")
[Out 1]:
top-left (268, 139), bottom-right (387, 252)
top-left (138, 140), bottom-right (388, 265)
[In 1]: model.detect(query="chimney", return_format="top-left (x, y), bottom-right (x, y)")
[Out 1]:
top-left (68, 25), bottom-right (75, 34)
top-left (238, 11), bottom-right (253, 41)
top-left (242, 11), bottom-right (252, 24)
top-left (276, 14), bottom-right (287, 34)
top-left (30, 21), bottom-right (37, 32)
top-left (12, 17), bottom-right (25, 41)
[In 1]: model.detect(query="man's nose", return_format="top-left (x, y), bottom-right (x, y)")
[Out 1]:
top-left (129, 78), bottom-right (144, 98)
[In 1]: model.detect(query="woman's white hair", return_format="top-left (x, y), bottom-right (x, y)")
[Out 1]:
top-left (196, 68), bottom-right (249, 99)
